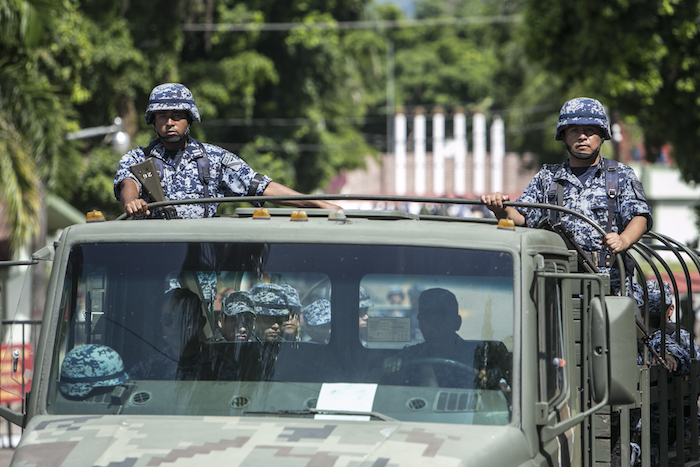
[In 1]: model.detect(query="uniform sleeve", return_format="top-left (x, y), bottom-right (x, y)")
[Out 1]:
top-left (679, 329), bottom-right (700, 361)
top-left (617, 165), bottom-right (653, 232)
top-left (515, 167), bottom-right (549, 228)
top-left (649, 332), bottom-right (692, 376)
top-left (209, 145), bottom-right (272, 197)
top-left (114, 149), bottom-right (146, 201)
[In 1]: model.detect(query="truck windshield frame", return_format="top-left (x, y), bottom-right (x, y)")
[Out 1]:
top-left (46, 241), bottom-right (515, 426)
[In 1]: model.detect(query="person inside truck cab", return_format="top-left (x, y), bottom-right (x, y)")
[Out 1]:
top-left (250, 283), bottom-right (301, 342)
top-left (481, 97), bottom-right (652, 299)
top-left (359, 286), bottom-right (373, 344)
top-left (383, 288), bottom-right (482, 388)
top-left (129, 288), bottom-right (206, 380)
top-left (216, 291), bottom-right (256, 342)
top-left (114, 83), bottom-right (341, 219)
top-left (302, 299), bottom-right (332, 344)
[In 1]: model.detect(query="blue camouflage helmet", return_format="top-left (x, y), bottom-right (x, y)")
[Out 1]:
top-left (59, 344), bottom-right (129, 398)
top-left (646, 280), bottom-right (673, 315)
top-left (359, 286), bottom-right (373, 308)
top-left (250, 283), bottom-right (299, 316)
top-left (145, 83), bottom-right (201, 125)
top-left (303, 299), bottom-right (331, 326)
top-left (279, 284), bottom-right (302, 309)
top-left (555, 97), bottom-right (611, 141)
top-left (222, 291), bottom-right (256, 317)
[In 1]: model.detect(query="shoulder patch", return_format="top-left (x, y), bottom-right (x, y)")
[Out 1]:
top-left (632, 179), bottom-right (647, 202)
top-left (221, 154), bottom-right (242, 171)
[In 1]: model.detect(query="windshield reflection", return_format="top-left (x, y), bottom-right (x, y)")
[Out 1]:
top-left (50, 243), bottom-right (514, 426)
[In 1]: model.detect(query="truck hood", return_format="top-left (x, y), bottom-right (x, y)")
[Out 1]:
top-left (12, 414), bottom-right (534, 466)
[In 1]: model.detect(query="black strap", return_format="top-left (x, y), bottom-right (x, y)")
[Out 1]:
top-left (140, 138), bottom-right (211, 202)
top-left (246, 173), bottom-right (265, 207)
top-left (141, 138), bottom-right (160, 158)
top-left (192, 139), bottom-right (211, 201)
top-left (603, 158), bottom-right (619, 234)
top-left (247, 173), bottom-right (264, 197)
top-left (61, 370), bottom-right (126, 384)
top-left (664, 322), bottom-right (677, 336)
top-left (547, 180), bottom-right (562, 224)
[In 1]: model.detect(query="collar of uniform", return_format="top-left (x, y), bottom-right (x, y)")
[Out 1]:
top-left (551, 159), bottom-right (575, 185)
top-left (148, 141), bottom-right (165, 160)
top-left (555, 158), bottom-right (604, 187)
top-left (151, 137), bottom-right (203, 166)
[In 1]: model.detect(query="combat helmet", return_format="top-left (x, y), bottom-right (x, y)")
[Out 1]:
top-left (555, 97), bottom-right (611, 141)
top-left (303, 299), bottom-right (331, 326)
top-left (250, 283), bottom-right (300, 316)
top-left (646, 280), bottom-right (674, 316)
top-left (359, 286), bottom-right (373, 309)
top-left (222, 291), bottom-right (256, 317)
top-left (144, 83), bottom-right (201, 125)
top-left (59, 344), bottom-right (129, 398)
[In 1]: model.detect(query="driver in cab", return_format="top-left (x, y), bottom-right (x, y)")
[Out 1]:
top-left (383, 288), bottom-right (478, 388)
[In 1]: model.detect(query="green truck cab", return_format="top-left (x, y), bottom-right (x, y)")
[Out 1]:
top-left (1, 196), bottom-right (696, 466)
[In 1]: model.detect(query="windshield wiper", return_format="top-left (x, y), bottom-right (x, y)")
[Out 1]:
top-left (242, 408), bottom-right (395, 421)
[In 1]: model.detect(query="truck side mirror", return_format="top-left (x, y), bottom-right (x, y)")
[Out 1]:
top-left (589, 296), bottom-right (637, 405)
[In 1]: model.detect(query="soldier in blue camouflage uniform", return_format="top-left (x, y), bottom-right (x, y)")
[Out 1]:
top-left (302, 299), bottom-right (332, 344)
top-left (383, 288), bottom-right (481, 388)
top-left (250, 283), bottom-right (301, 342)
top-left (216, 291), bottom-right (256, 342)
top-left (114, 83), bottom-right (341, 219)
top-left (635, 280), bottom-right (700, 466)
top-left (59, 344), bottom-right (129, 399)
top-left (640, 280), bottom-right (697, 370)
top-left (482, 98), bottom-right (652, 297)
top-left (129, 288), bottom-right (207, 380)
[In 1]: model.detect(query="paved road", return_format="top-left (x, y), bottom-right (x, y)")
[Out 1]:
top-left (0, 449), bottom-right (13, 467)
top-left (1, 413), bottom-right (20, 466)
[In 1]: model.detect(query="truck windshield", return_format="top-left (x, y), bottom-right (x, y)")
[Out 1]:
top-left (48, 242), bottom-right (514, 426)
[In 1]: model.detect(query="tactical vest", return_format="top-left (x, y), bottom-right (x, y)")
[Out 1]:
top-left (140, 138), bottom-right (211, 200)
top-left (140, 138), bottom-right (266, 214)
top-left (547, 158), bottom-right (621, 270)
top-left (547, 158), bottom-right (619, 234)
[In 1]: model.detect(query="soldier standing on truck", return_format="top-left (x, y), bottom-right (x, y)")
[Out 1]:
top-left (481, 97), bottom-right (652, 298)
top-left (639, 280), bottom-right (700, 466)
top-left (114, 83), bottom-right (341, 219)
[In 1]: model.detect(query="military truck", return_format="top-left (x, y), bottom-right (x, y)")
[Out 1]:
top-left (1, 195), bottom-right (698, 466)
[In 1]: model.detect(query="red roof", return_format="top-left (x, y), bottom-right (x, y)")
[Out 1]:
top-left (646, 271), bottom-right (700, 294)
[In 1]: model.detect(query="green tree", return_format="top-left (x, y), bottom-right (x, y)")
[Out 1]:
top-left (363, 0), bottom-right (566, 164)
top-left (172, 0), bottom-right (377, 193)
top-left (522, 0), bottom-right (700, 181)
top-left (64, 0), bottom-right (381, 217)
top-left (0, 0), bottom-right (82, 250)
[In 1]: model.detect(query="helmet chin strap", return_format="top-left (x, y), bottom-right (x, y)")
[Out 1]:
top-left (565, 141), bottom-right (602, 161)
top-left (157, 124), bottom-right (191, 144)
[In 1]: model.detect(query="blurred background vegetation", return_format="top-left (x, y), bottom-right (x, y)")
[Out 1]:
top-left (2, 0), bottom-right (700, 251)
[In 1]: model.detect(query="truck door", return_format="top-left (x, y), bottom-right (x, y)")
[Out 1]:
top-left (537, 262), bottom-right (578, 467)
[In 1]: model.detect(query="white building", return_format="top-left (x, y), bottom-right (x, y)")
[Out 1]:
top-left (335, 110), bottom-right (700, 253)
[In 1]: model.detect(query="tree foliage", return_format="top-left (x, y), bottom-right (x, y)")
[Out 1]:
top-left (362, 0), bottom-right (566, 164)
top-left (1, 0), bottom-right (385, 241)
top-left (522, 0), bottom-right (700, 182)
top-left (16, 0), bottom-right (688, 251)
top-left (0, 0), bottom-right (83, 249)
